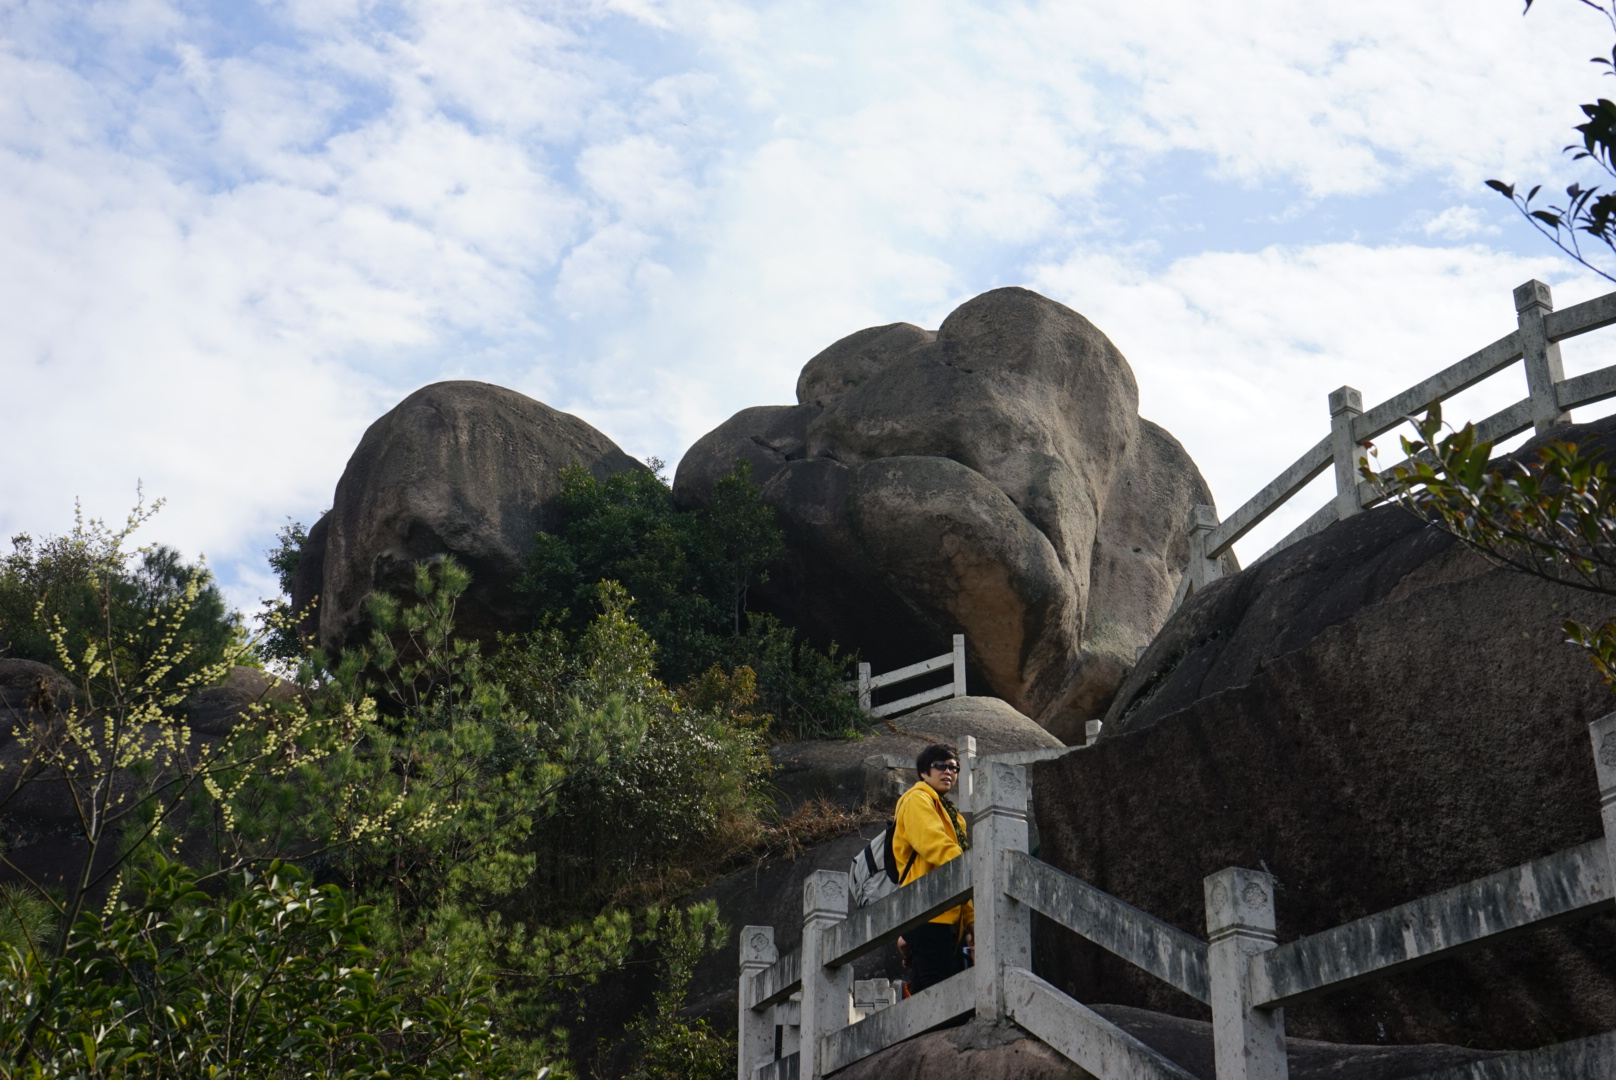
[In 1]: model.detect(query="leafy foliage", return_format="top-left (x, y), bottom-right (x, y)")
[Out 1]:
top-left (1369, 405), bottom-right (1616, 685)
top-left (1, 501), bottom-right (772, 1078)
top-left (256, 519), bottom-right (315, 665)
top-left (624, 903), bottom-right (734, 1080)
top-left (1490, 0), bottom-right (1616, 281)
top-left (0, 857), bottom-right (510, 1079)
top-left (0, 499), bottom-right (241, 689)
top-left (519, 461), bottom-right (867, 739)
top-left (275, 568), bottom-right (767, 1072)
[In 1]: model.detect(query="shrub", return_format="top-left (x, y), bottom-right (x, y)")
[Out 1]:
top-left (0, 857), bottom-right (509, 1079)
top-left (0, 500), bottom-right (241, 689)
top-left (518, 461), bottom-right (867, 739)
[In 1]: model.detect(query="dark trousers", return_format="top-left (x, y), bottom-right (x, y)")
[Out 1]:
top-left (905, 921), bottom-right (962, 994)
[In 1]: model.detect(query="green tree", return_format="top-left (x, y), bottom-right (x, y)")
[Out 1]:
top-left (0, 500), bottom-right (241, 689)
top-left (519, 461), bottom-right (866, 739)
top-left (256, 518), bottom-right (316, 664)
top-left (266, 567), bottom-right (766, 1073)
top-left (0, 857), bottom-right (513, 1079)
top-left (1489, 0), bottom-right (1616, 281)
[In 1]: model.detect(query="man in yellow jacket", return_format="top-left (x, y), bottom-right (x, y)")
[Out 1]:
top-left (892, 743), bottom-right (974, 994)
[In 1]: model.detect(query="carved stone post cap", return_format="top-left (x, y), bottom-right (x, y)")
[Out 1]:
top-left (1204, 866), bottom-right (1278, 940)
top-left (1328, 385), bottom-right (1363, 416)
top-left (1189, 504), bottom-right (1219, 532)
top-left (804, 869), bottom-right (850, 920)
top-left (1514, 279), bottom-right (1553, 312)
top-left (979, 760), bottom-right (1029, 814)
top-left (740, 925), bottom-right (778, 966)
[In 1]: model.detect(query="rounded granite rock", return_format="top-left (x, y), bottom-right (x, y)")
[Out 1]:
top-left (675, 288), bottom-right (1232, 741)
top-left (294, 380), bottom-right (646, 650)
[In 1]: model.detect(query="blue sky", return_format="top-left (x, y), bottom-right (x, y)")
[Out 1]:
top-left (3, 0), bottom-right (1616, 617)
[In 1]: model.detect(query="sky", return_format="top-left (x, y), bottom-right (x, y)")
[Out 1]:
top-left (4, 0), bottom-right (1616, 618)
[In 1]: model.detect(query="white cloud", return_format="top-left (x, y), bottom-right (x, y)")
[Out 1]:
top-left (1422, 205), bottom-right (1500, 240)
top-left (2, 0), bottom-right (1615, 618)
top-left (1031, 242), bottom-right (1616, 561)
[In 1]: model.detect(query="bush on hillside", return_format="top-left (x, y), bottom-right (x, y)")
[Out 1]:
top-left (0, 500), bottom-right (240, 689)
top-left (518, 461), bottom-right (868, 739)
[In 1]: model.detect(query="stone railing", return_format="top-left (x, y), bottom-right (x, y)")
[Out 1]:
top-left (848, 634), bottom-right (968, 719)
top-left (1172, 279), bottom-right (1616, 611)
top-left (737, 715), bottom-right (1616, 1079)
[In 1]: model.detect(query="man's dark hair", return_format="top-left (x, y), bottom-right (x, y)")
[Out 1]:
top-left (916, 743), bottom-right (959, 778)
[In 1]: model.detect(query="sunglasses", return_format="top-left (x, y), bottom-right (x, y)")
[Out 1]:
top-left (928, 761), bottom-right (961, 774)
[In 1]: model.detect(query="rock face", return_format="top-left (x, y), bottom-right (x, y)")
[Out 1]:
top-left (829, 1011), bottom-right (1499, 1080)
top-left (293, 381), bottom-right (645, 650)
top-left (185, 666), bottom-right (301, 736)
top-left (674, 289), bottom-right (1229, 742)
top-left (1031, 416), bottom-right (1616, 1050)
top-left (769, 695), bottom-right (1065, 812)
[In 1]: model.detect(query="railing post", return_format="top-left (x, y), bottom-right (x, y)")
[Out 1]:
top-left (1205, 867), bottom-right (1288, 1080)
top-left (1189, 503), bottom-right (1223, 588)
top-left (1329, 386), bottom-right (1364, 520)
top-left (1085, 719), bottom-right (1104, 746)
top-left (1515, 279), bottom-right (1571, 435)
top-left (958, 735), bottom-right (978, 813)
top-left (738, 926), bottom-right (778, 1080)
top-left (1590, 712), bottom-right (1616, 880)
top-left (857, 662), bottom-right (872, 713)
top-left (973, 761), bottom-right (1031, 1021)
top-left (799, 870), bottom-right (852, 1080)
top-left (952, 634), bottom-right (968, 697)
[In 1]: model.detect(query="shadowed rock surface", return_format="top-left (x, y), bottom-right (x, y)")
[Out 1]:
top-left (185, 665), bottom-right (301, 736)
top-left (829, 1010), bottom-right (1500, 1080)
top-left (1032, 414), bottom-right (1616, 1050)
top-left (294, 381), bottom-right (646, 651)
top-left (682, 824), bottom-right (906, 1031)
top-left (769, 695), bottom-right (1066, 812)
top-left (674, 288), bottom-right (1230, 742)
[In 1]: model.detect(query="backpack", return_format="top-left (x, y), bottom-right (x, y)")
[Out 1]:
top-left (848, 823), bottom-right (918, 909)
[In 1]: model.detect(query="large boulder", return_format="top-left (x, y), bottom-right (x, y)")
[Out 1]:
top-left (1031, 415), bottom-right (1616, 1050)
top-left (185, 665), bottom-right (301, 736)
top-left (294, 381), bottom-right (646, 650)
top-left (674, 289), bottom-right (1230, 742)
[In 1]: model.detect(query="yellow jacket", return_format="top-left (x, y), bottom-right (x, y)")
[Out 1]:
top-left (892, 780), bottom-right (974, 927)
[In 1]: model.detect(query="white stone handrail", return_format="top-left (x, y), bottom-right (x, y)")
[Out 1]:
top-left (847, 634), bottom-right (967, 719)
top-left (738, 713), bottom-right (1616, 1079)
top-left (1251, 837), bottom-right (1612, 1010)
top-left (1172, 280), bottom-right (1616, 613)
top-left (1004, 850), bottom-right (1211, 1004)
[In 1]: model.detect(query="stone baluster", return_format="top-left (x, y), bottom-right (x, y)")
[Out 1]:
top-left (952, 634), bottom-right (968, 698)
top-left (737, 926), bottom-right (778, 1080)
top-left (1205, 867), bottom-right (1289, 1080)
top-left (1185, 504), bottom-right (1223, 597)
top-left (973, 761), bottom-right (1031, 1021)
top-left (799, 870), bottom-right (853, 1080)
top-left (1329, 386), bottom-right (1364, 520)
top-left (1515, 279), bottom-right (1570, 435)
top-left (958, 735), bottom-right (978, 814)
top-left (1590, 712), bottom-right (1616, 886)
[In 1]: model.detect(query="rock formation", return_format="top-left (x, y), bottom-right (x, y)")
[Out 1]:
top-left (768, 694), bottom-right (1064, 812)
top-left (293, 381), bottom-right (645, 651)
top-left (674, 288), bottom-right (1230, 742)
top-left (1030, 415), bottom-right (1616, 1050)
